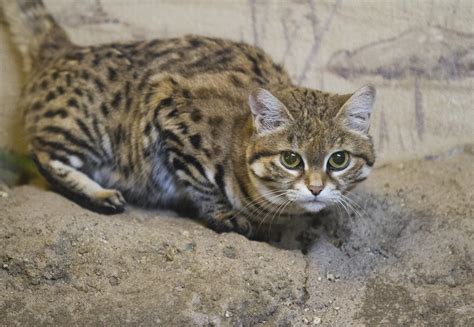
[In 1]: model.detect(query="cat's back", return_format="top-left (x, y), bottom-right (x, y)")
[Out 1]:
top-left (87, 34), bottom-right (292, 89)
top-left (28, 34), bottom-right (290, 81)
top-left (22, 34), bottom-right (291, 120)
top-left (140, 35), bottom-right (290, 84)
top-left (70, 35), bottom-right (291, 85)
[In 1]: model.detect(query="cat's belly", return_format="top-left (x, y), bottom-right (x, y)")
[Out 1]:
top-left (91, 156), bottom-right (187, 208)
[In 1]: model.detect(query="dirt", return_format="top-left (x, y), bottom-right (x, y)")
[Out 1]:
top-left (1, 146), bottom-right (473, 326)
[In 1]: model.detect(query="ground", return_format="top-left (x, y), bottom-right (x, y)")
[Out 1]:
top-left (1, 147), bottom-right (473, 326)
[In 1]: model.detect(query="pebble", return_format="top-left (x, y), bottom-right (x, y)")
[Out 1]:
top-left (326, 273), bottom-right (339, 282)
top-left (0, 191), bottom-right (8, 198)
top-left (224, 311), bottom-right (232, 318)
top-left (313, 317), bottom-right (322, 325)
top-left (223, 246), bottom-right (237, 259)
top-left (108, 276), bottom-right (120, 286)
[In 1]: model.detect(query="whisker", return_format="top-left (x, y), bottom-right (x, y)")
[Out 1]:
top-left (339, 197), bottom-right (365, 223)
top-left (265, 199), bottom-right (289, 235)
top-left (336, 198), bottom-right (351, 218)
top-left (225, 190), bottom-right (289, 232)
top-left (340, 194), bottom-right (369, 220)
top-left (255, 193), bottom-right (289, 233)
top-left (268, 198), bottom-right (293, 236)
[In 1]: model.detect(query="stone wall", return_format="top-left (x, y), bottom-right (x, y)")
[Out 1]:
top-left (1, 0), bottom-right (472, 163)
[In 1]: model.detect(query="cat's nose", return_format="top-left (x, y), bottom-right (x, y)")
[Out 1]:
top-left (308, 185), bottom-right (323, 196)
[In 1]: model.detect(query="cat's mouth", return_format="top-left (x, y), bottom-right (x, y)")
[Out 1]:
top-left (299, 199), bottom-right (331, 207)
top-left (295, 197), bottom-right (331, 213)
top-left (299, 198), bottom-right (323, 203)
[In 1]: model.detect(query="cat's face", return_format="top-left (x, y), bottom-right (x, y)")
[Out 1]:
top-left (247, 85), bottom-right (375, 214)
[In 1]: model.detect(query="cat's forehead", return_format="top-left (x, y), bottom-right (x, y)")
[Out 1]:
top-left (277, 87), bottom-right (344, 116)
top-left (288, 120), bottom-right (342, 153)
top-left (278, 87), bottom-right (349, 144)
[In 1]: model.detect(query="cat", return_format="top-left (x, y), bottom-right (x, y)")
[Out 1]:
top-left (2, 0), bottom-right (375, 239)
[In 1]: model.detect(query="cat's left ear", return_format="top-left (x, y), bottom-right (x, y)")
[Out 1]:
top-left (249, 88), bottom-right (294, 135)
top-left (337, 85), bottom-right (376, 134)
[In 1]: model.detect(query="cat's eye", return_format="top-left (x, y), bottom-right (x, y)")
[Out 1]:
top-left (327, 151), bottom-right (350, 171)
top-left (280, 151), bottom-right (303, 169)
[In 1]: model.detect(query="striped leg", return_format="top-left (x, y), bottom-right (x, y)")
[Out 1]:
top-left (33, 151), bottom-right (126, 214)
top-left (202, 200), bottom-right (253, 238)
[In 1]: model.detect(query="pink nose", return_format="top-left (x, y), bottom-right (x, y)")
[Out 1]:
top-left (308, 185), bottom-right (323, 196)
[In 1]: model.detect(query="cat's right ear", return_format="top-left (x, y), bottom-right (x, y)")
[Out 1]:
top-left (248, 88), bottom-right (293, 135)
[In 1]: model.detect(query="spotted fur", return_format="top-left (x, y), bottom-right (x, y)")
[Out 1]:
top-left (3, 0), bottom-right (375, 238)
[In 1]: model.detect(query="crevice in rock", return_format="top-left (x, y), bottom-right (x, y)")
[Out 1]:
top-left (301, 254), bottom-right (311, 305)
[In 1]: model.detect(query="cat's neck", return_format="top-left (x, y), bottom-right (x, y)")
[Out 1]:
top-left (230, 115), bottom-right (263, 208)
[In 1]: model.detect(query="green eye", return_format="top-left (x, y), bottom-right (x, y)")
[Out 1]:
top-left (280, 151), bottom-right (303, 169)
top-left (327, 151), bottom-right (350, 170)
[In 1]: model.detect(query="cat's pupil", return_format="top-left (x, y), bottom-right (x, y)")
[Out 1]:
top-left (285, 153), bottom-right (298, 164)
top-left (331, 152), bottom-right (345, 165)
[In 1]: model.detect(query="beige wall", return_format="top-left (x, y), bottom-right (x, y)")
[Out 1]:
top-left (1, 0), bottom-right (473, 163)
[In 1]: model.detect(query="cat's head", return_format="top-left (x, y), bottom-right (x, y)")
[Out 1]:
top-left (246, 85), bottom-right (375, 213)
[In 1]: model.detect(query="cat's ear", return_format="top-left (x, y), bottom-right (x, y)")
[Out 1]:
top-left (337, 85), bottom-right (375, 134)
top-left (248, 88), bottom-right (293, 135)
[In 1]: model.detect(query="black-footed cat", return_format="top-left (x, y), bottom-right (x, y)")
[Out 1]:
top-left (2, 0), bottom-right (375, 238)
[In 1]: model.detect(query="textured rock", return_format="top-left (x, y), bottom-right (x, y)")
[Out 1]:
top-left (0, 186), bottom-right (308, 325)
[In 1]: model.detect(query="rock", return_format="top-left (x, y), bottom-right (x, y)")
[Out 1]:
top-left (222, 245), bottom-right (237, 259)
top-left (1, 153), bottom-right (473, 325)
top-left (0, 186), bottom-right (307, 325)
top-left (326, 273), bottom-right (339, 282)
top-left (313, 316), bottom-right (322, 324)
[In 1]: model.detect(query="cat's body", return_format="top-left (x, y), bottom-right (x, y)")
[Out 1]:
top-left (22, 34), bottom-right (290, 211)
top-left (3, 0), bottom-right (375, 238)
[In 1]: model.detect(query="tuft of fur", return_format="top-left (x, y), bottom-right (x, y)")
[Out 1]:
top-left (1, 0), bottom-right (70, 73)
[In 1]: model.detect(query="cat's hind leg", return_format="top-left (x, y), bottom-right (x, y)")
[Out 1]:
top-left (33, 151), bottom-right (126, 214)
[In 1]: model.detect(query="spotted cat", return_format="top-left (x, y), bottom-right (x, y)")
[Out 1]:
top-left (2, 0), bottom-right (375, 238)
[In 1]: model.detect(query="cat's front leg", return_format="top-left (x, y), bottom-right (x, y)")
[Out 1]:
top-left (206, 208), bottom-right (254, 238)
top-left (182, 182), bottom-right (253, 237)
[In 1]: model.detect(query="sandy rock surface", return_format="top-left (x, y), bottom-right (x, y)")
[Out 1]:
top-left (1, 148), bottom-right (473, 325)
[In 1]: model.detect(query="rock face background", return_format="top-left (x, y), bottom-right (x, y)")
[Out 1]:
top-left (0, 0), bottom-right (473, 162)
top-left (1, 1), bottom-right (473, 325)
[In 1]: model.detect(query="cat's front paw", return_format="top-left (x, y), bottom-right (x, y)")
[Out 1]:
top-left (208, 212), bottom-right (253, 238)
top-left (91, 189), bottom-right (126, 214)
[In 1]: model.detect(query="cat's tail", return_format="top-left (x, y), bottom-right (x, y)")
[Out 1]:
top-left (1, 0), bottom-right (72, 73)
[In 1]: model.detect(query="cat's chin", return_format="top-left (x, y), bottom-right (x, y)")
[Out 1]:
top-left (298, 200), bottom-right (328, 213)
